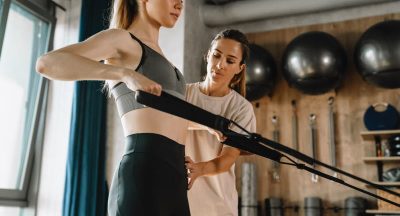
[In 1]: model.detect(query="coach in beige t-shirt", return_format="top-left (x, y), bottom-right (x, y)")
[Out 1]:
top-left (185, 82), bottom-right (256, 216)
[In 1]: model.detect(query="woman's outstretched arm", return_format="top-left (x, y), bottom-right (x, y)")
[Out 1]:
top-left (36, 29), bottom-right (161, 95)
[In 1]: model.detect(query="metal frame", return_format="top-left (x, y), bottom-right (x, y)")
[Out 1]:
top-left (0, 0), bottom-right (11, 57)
top-left (0, 0), bottom-right (55, 207)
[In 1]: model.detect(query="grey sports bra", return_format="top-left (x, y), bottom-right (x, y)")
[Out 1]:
top-left (111, 33), bottom-right (186, 117)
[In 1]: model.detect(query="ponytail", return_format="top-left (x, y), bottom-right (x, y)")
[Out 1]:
top-left (109, 0), bottom-right (139, 29)
top-left (229, 67), bottom-right (246, 97)
top-left (104, 0), bottom-right (139, 96)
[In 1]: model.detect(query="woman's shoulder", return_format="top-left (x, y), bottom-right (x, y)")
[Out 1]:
top-left (89, 28), bottom-right (127, 40)
top-left (90, 29), bottom-right (137, 46)
top-left (228, 91), bottom-right (254, 114)
top-left (185, 82), bottom-right (200, 89)
top-left (185, 82), bottom-right (200, 98)
top-left (185, 82), bottom-right (201, 92)
top-left (100, 28), bottom-right (129, 36)
top-left (231, 90), bottom-right (252, 106)
top-left (80, 29), bottom-right (134, 51)
top-left (97, 29), bottom-right (143, 57)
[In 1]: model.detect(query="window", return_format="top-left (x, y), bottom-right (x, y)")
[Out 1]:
top-left (0, 0), bottom-right (54, 209)
top-left (0, 206), bottom-right (20, 216)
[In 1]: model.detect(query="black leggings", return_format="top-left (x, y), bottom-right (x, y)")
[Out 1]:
top-left (108, 133), bottom-right (190, 216)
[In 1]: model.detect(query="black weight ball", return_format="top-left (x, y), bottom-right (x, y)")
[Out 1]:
top-left (282, 31), bottom-right (347, 95)
top-left (354, 20), bottom-right (400, 88)
top-left (246, 44), bottom-right (277, 101)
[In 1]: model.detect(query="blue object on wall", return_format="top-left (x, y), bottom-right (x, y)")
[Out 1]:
top-left (363, 103), bottom-right (400, 131)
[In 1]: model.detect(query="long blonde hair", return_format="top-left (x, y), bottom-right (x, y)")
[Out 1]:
top-left (109, 0), bottom-right (139, 29)
top-left (104, 0), bottom-right (139, 95)
top-left (208, 29), bottom-right (250, 97)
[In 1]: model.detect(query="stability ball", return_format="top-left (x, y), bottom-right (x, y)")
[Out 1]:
top-left (354, 20), bottom-right (400, 88)
top-left (282, 31), bottom-right (347, 95)
top-left (246, 44), bottom-right (277, 101)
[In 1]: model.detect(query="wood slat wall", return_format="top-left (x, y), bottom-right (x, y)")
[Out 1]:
top-left (235, 13), bottom-right (400, 216)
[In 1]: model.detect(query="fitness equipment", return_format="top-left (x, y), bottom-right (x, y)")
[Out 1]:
top-left (282, 31), bottom-right (347, 95)
top-left (383, 167), bottom-right (400, 182)
top-left (388, 134), bottom-right (400, 156)
top-left (344, 197), bottom-right (367, 216)
top-left (304, 197), bottom-right (323, 216)
top-left (265, 197), bottom-right (284, 216)
top-left (309, 114), bottom-right (319, 183)
top-left (135, 90), bottom-right (400, 208)
top-left (354, 20), bottom-right (400, 89)
top-left (241, 162), bottom-right (258, 216)
top-left (363, 103), bottom-right (400, 131)
top-left (328, 97), bottom-right (338, 178)
top-left (246, 44), bottom-right (277, 101)
top-left (291, 100), bottom-right (299, 153)
top-left (271, 115), bottom-right (281, 182)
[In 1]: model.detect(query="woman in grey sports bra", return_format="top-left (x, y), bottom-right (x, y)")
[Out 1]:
top-left (36, 0), bottom-right (190, 215)
top-left (111, 32), bottom-right (186, 117)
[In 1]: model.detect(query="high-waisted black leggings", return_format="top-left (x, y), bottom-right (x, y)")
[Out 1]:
top-left (108, 133), bottom-right (190, 216)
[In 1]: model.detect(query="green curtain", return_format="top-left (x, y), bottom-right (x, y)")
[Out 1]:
top-left (62, 0), bottom-right (111, 215)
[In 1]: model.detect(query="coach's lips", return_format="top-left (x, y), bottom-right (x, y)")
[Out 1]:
top-left (171, 13), bottom-right (179, 19)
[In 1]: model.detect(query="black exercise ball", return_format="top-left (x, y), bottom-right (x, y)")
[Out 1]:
top-left (246, 44), bottom-right (277, 101)
top-left (282, 31), bottom-right (347, 95)
top-left (354, 20), bottom-right (400, 89)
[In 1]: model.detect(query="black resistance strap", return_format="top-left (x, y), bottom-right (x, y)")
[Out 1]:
top-left (135, 90), bottom-right (400, 208)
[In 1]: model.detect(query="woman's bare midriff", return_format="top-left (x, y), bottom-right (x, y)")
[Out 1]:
top-left (121, 107), bottom-right (189, 145)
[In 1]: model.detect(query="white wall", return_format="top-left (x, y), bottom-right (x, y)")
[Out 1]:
top-left (35, 0), bottom-right (81, 215)
top-left (159, 7), bottom-right (185, 72)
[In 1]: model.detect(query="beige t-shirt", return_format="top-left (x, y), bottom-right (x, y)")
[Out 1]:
top-left (185, 82), bottom-right (256, 216)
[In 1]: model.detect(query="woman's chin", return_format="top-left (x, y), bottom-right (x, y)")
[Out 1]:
top-left (212, 72), bottom-right (226, 79)
top-left (163, 20), bottom-right (177, 28)
top-left (210, 76), bottom-right (224, 84)
top-left (164, 23), bottom-right (175, 28)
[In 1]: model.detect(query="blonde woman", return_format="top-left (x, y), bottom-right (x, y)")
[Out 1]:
top-left (36, 0), bottom-right (190, 215)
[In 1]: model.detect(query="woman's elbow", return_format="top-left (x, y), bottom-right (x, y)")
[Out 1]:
top-left (36, 54), bottom-right (51, 76)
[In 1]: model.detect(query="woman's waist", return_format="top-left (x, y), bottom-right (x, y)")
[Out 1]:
top-left (125, 133), bottom-right (185, 153)
top-left (121, 108), bottom-right (188, 143)
top-left (123, 133), bottom-right (187, 175)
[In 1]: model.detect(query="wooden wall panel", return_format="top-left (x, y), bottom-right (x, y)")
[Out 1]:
top-left (236, 13), bottom-right (400, 216)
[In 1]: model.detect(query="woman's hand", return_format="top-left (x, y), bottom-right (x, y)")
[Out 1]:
top-left (206, 128), bottom-right (227, 142)
top-left (185, 147), bottom-right (240, 189)
top-left (185, 156), bottom-right (206, 190)
top-left (122, 70), bottom-right (162, 96)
